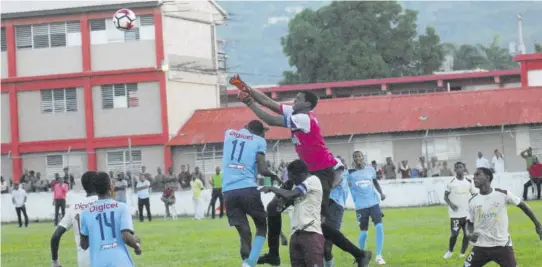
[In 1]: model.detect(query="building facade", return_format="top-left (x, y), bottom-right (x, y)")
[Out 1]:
top-left (1, 1), bottom-right (227, 181)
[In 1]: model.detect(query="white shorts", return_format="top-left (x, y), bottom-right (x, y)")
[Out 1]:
top-left (77, 250), bottom-right (91, 267)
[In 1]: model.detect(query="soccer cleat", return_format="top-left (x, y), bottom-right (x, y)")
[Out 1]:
top-left (355, 250), bottom-right (372, 267)
top-left (257, 254), bottom-right (280, 266)
top-left (443, 251), bottom-right (453, 259)
top-left (241, 262), bottom-right (251, 267)
top-left (375, 255), bottom-right (386, 265)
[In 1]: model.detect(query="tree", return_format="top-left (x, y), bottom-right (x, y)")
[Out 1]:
top-left (535, 43), bottom-right (542, 53)
top-left (279, 1), bottom-right (444, 85)
top-left (477, 36), bottom-right (517, 70)
top-left (443, 36), bottom-right (517, 71)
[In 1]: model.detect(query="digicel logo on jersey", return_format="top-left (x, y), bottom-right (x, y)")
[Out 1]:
top-left (89, 202), bottom-right (119, 212)
top-left (74, 201), bottom-right (97, 210)
top-left (230, 131), bottom-right (254, 140)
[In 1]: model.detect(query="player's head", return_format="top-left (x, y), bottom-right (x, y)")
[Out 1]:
top-left (93, 171), bottom-right (113, 197)
top-left (287, 159), bottom-right (309, 185)
top-left (473, 167), bottom-right (493, 188)
top-left (353, 151), bottom-right (365, 167)
top-left (246, 120), bottom-right (269, 137)
top-left (81, 171), bottom-right (97, 195)
top-left (454, 161), bottom-right (466, 176)
top-left (333, 157), bottom-right (345, 181)
top-left (293, 91), bottom-right (318, 112)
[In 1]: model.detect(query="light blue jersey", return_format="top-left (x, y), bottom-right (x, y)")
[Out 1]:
top-left (330, 170), bottom-right (349, 208)
top-left (80, 198), bottom-right (134, 267)
top-left (222, 128), bottom-right (267, 192)
top-left (348, 167), bottom-right (380, 210)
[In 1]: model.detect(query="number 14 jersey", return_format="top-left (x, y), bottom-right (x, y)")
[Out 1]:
top-left (80, 198), bottom-right (135, 267)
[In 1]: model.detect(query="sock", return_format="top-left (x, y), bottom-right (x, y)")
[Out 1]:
top-left (246, 235), bottom-right (266, 266)
top-left (358, 231), bottom-right (368, 250)
top-left (324, 258), bottom-right (335, 267)
top-left (375, 223), bottom-right (384, 257)
top-left (267, 214), bottom-right (282, 256)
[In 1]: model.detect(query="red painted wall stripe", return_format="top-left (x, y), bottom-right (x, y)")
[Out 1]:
top-left (80, 14), bottom-right (91, 72)
top-left (8, 85), bottom-right (22, 182)
top-left (5, 23), bottom-right (17, 77)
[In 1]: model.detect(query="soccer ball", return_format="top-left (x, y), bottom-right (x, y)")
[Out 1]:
top-left (113, 8), bottom-right (137, 31)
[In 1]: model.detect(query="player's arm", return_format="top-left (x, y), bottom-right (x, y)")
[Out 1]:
top-left (256, 153), bottom-right (281, 184)
top-left (50, 226), bottom-right (67, 263)
top-left (372, 179), bottom-right (385, 200)
top-left (443, 191), bottom-right (458, 211)
top-left (246, 102), bottom-right (286, 127)
top-left (230, 74), bottom-right (282, 114)
top-left (260, 185), bottom-right (302, 200)
top-left (79, 212), bottom-right (90, 250)
top-left (516, 201), bottom-right (542, 239)
top-left (120, 205), bottom-right (142, 254)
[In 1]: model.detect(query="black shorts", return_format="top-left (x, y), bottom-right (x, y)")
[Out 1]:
top-left (464, 246), bottom-right (517, 267)
top-left (356, 204), bottom-right (383, 230)
top-left (450, 217), bottom-right (467, 236)
top-left (327, 200), bottom-right (345, 230)
top-left (310, 166), bottom-right (335, 219)
top-left (223, 187), bottom-right (267, 227)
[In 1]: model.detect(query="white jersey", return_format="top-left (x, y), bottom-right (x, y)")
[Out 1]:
top-left (467, 188), bottom-right (521, 247)
top-left (291, 175), bottom-right (323, 236)
top-left (445, 177), bottom-right (477, 218)
top-left (58, 195), bottom-right (98, 267)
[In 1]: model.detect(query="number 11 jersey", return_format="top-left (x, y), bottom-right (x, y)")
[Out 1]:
top-left (80, 198), bottom-right (135, 267)
top-left (222, 128), bottom-right (267, 193)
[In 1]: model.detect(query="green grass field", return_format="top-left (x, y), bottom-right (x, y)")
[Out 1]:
top-left (2, 203), bottom-right (542, 267)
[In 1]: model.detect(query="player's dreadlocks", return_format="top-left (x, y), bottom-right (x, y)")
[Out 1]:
top-left (287, 159), bottom-right (309, 176)
top-left (476, 167), bottom-right (494, 182)
top-left (93, 171), bottom-right (111, 196)
top-left (81, 171), bottom-right (97, 195)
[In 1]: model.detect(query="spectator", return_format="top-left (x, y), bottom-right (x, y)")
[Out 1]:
top-left (52, 173), bottom-right (68, 226)
top-left (114, 174), bottom-right (128, 203)
top-left (35, 172), bottom-right (49, 192)
top-left (27, 171), bottom-right (37, 190)
top-left (153, 167), bottom-right (166, 193)
top-left (161, 183), bottom-right (177, 219)
top-left (523, 157), bottom-right (542, 201)
top-left (475, 152), bottom-right (490, 168)
top-left (191, 172), bottom-right (205, 220)
top-left (62, 167), bottom-right (75, 190)
top-left (209, 166), bottom-right (224, 219)
top-left (178, 164), bottom-right (191, 190)
top-left (192, 166), bottom-right (205, 187)
top-left (125, 171), bottom-right (134, 188)
top-left (429, 157), bottom-right (441, 177)
top-left (20, 169), bottom-right (29, 184)
top-left (136, 174), bottom-right (152, 222)
top-left (383, 157), bottom-right (396, 179)
top-left (398, 160), bottom-right (411, 178)
top-left (141, 166), bottom-right (152, 182)
top-left (166, 167), bottom-right (177, 185)
top-left (1, 176), bottom-right (9, 194)
top-left (416, 157), bottom-right (428, 178)
top-left (492, 149), bottom-right (505, 173)
top-left (11, 183), bottom-right (29, 228)
top-left (371, 161), bottom-right (383, 180)
top-left (440, 161), bottom-right (454, 177)
top-left (521, 147), bottom-right (536, 171)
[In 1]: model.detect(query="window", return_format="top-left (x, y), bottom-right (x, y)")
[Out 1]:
top-left (195, 145), bottom-right (223, 174)
top-left (45, 154), bottom-right (83, 180)
top-left (15, 21), bottom-right (81, 50)
top-left (101, 83), bottom-right (138, 109)
top-left (90, 15), bottom-right (155, 44)
top-left (422, 135), bottom-right (461, 161)
top-left (106, 150), bottom-right (142, 175)
top-left (1, 28), bottom-right (6, 52)
top-left (40, 88), bottom-right (77, 114)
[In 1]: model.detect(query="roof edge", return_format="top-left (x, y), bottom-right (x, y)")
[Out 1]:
top-left (1, 1), bottom-right (160, 20)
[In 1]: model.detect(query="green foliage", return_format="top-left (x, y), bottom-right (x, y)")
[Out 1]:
top-left (443, 36), bottom-right (518, 71)
top-left (535, 43), bottom-right (542, 53)
top-left (280, 1), bottom-right (444, 84)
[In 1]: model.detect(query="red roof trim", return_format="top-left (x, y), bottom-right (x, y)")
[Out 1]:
top-left (514, 53), bottom-right (542, 62)
top-left (226, 69), bottom-right (520, 95)
top-left (171, 87), bottom-right (542, 146)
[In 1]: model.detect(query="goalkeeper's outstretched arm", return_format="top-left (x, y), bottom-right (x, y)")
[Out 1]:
top-left (248, 87), bottom-right (282, 115)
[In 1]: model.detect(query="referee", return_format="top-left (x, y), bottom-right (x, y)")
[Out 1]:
top-left (209, 166), bottom-right (224, 219)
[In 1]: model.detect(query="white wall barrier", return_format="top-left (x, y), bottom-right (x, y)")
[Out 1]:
top-left (1, 172), bottom-right (532, 223)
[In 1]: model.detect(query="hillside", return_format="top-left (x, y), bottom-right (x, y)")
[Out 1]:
top-left (216, 1), bottom-right (542, 85)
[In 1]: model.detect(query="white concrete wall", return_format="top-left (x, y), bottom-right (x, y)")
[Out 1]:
top-left (1, 172), bottom-right (531, 223)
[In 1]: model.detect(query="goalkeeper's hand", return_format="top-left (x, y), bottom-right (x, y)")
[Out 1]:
top-left (229, 74), bottom-right (251, 93)
top-left (51, 260), bottom-right (62, 267)
top-left (238, 91), bottom-right (254, 106)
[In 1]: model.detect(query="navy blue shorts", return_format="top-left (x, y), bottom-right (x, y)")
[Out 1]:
top-left (356, 204), bottom-right (383, 230)
top-left (327, 200), bottom-right (345, 230)
top-left (223, 187), bottom-right (267, 227)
